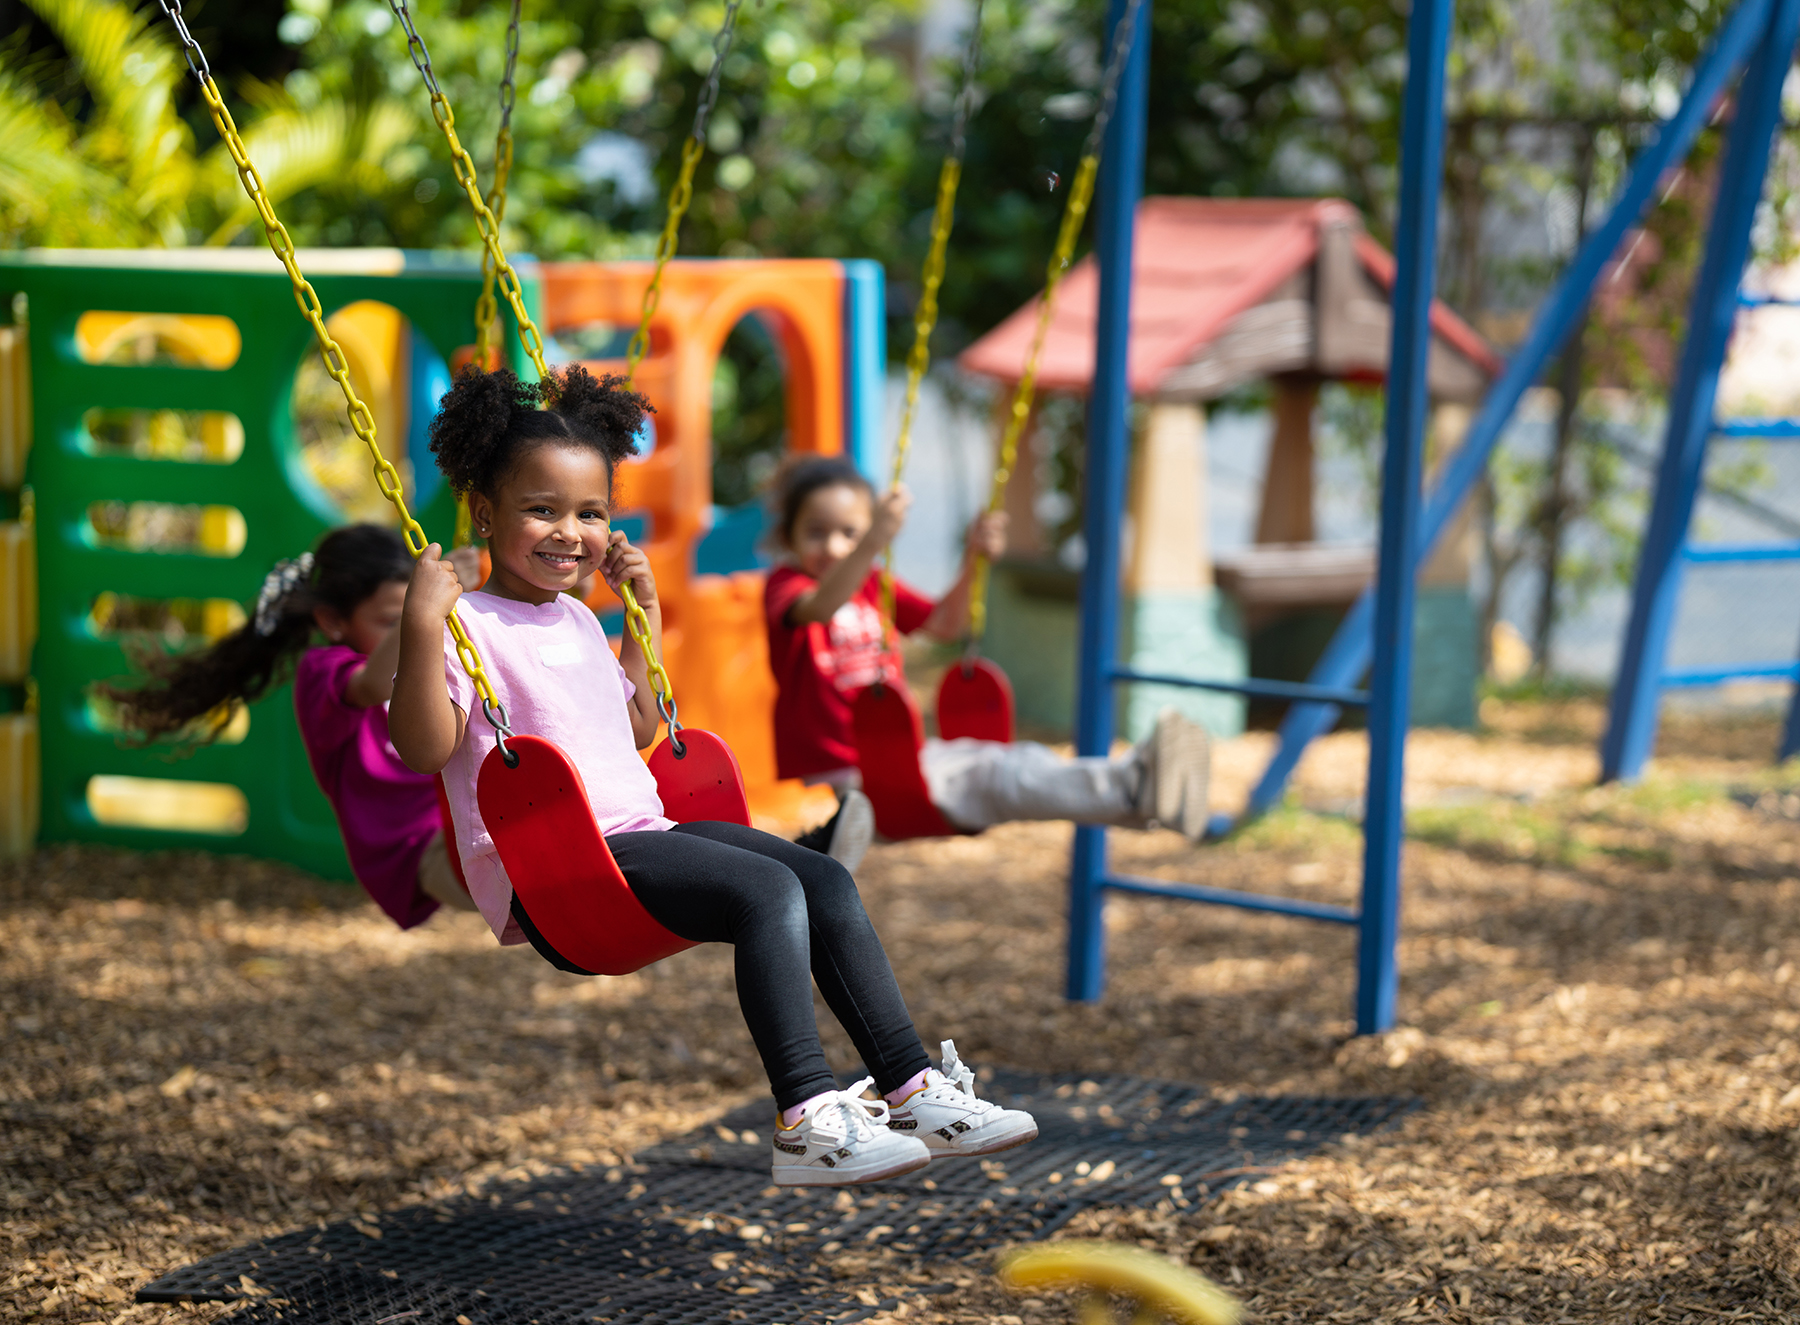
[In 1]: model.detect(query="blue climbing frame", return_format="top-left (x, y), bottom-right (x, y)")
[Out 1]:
top-left (1600, 0), bottom-right (1800, 780)
top-left (1065, 0), bottom-right (1454, 1033)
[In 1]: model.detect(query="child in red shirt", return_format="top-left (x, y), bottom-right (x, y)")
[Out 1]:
top-left (765, 456), bottom-right (1212, 846)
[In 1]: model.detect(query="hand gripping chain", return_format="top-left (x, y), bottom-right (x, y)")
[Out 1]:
top-left (881, 0), bottom-right (985, 636)
top-left (623, 0), bottom-right (747, 387)
top-left (152, 0), bottom-right (517, 758)
top-left (964, 0), bottom-right (1146, 649)
top-left (386, 0), bottom-right (680, 739)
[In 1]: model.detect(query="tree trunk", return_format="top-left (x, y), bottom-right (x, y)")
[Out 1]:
top-left (1531, 136), bottom-right (1597, 678)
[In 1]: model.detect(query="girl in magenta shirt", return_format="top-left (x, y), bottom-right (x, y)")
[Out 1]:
top-left (101, 525), bottom-right (481, 928)
top-left (387, 364), bottom-right (1038, 1188)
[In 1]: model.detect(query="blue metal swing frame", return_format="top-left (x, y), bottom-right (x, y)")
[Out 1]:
top-left (1062, 0), bottom-right (1799, 1033)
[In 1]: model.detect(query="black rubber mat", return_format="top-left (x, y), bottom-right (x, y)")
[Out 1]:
top-left (138, 1069), bottom-right (1416, 1324)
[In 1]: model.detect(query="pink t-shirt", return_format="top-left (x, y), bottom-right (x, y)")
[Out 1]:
top-left (439, 590), bottom-right (673, 943)
top-left (291, 646), bottom-right (441, 930)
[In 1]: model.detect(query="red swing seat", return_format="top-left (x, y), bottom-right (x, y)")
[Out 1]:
top-left (473, 729), bottom-right (751, 977)
top-left (934, 656), bottom-right (1015, 744)
top-left (850, 681), bottom-right (967, 840)
top-left (849, 658), bottom-right (1017, 842)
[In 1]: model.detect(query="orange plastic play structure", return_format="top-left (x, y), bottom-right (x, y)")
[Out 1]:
top-left (538, 259), bottom-right (857, 826)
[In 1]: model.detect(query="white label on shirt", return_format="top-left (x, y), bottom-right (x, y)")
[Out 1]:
top-left (538, 641), bottom-right (584, 667)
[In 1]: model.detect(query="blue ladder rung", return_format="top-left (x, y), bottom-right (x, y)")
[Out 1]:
top-left (1682, 541), bottom-right (1800, 563)
top-left (1714, 418), bottom-right (1800, 438)
top-left (1738, 293), bottom-right (1800, 308)
top-left (1662, 662), bottom-right (1800, 687)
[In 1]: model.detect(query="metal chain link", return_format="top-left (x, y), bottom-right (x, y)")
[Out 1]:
top-left (387, 0), bottom-right (679, 724)
top-left (881, 0), bottom-right (985, 632)
top-left (472, 0), bottom-right (522, 370)
top-left (966, 0), bottom-right (1145, 647)
top-left (456, 0), bottom-right (522, 550)
top-left (154, 0), bottom-right (514, 752)
top-left (1082, 0), bottom-right (1147, 163)
top-left (388, 0), bottom-right (548, 383)
top-left (623, 0), bottom-right (747, 385)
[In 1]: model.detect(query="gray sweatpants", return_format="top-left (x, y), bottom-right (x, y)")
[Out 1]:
top-left (807, 740), bottom-right (1145, 832)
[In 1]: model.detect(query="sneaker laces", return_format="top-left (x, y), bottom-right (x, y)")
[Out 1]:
top-left (938, 1040), bottom-right (978, 1098)
top-left (803, 1077), bottom-right (888, 1145)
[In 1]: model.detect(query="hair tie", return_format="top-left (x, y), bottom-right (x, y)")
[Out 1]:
top-left (253, 552), bottom-right (315, 637)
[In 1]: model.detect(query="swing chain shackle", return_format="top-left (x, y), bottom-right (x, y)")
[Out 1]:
top-left (881, 0), bottom-right (985, 632)
top-left (623, 0), bottom-right (747, 386)
top-left (482, 697), bottom-right (519, 768)
top-left (965, 0), bottom-right (1145, 647)
top-left (658, 693), bottom-right (685, 759)
top-left (154, 0), bottom-right (511, 739)
top-left (387, 0), bottom-right (549, 383)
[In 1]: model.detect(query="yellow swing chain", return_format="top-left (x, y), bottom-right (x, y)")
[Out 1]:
top-left (964, 0), bottom-right (1147, 649)
top-left (455, 0), bottom-right (523, 549)
top-left (387, 0), bottom-right (685, 738)
top-left (881, 0), bottom-right (984, 635)
top-left (151, 0), bottom-right (513, 747)
top-left (623, 0), bottom-right (747, 388)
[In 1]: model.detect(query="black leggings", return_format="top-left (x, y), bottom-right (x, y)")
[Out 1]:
top-left (521, 821), bottom-right (929, 1111)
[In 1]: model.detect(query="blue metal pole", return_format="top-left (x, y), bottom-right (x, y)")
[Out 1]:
top-left (1782, 659), bottom-right (1800, 760)
top-left (1600, 0), bottom-right (1800, 783)
top-left (1355, 0), bottom-right (1454, 1036)
top-left (1240, 0), bottom-right (1775, 824)
top-left (1066, 0), bottom-right (1150, 1003)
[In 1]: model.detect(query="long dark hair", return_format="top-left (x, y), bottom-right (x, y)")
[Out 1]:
top-left (428, 363), bottom-right (650, 500)
top-left (97, 523), bottom-right (413, 744)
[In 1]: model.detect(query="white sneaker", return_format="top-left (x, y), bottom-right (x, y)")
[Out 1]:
top-left (886, 1041), bottom-right (1039, 1158)
top-left (828, 789), bottom-right (874, 873)
top-left (1135, 709), bottom-right (1212, 841)
top-left (771, 1077), bottom-right (931, 1187)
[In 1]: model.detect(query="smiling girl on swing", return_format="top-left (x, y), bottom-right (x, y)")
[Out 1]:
top-left (390, 362), bottom-right (1038, 1186)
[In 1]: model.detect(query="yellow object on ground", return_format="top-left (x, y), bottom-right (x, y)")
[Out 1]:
top-left (999, 1241), bottom-right (1243, 1325)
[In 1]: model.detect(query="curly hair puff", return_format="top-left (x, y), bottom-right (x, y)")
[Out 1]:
top-left (427, 363), bottom-right (652, 499)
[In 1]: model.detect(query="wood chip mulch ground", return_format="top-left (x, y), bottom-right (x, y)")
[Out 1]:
top-left (6, 697), bottom-right (1800, 1324)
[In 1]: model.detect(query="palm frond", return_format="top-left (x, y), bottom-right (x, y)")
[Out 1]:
top-left (202, 101), bottom-right (354, 245)
top-left (357, 98), bottom-right (424, 190)
top-left (21, 0), bottom-right (193, 208)
top-left (0, 68), bottom-right (132, 244)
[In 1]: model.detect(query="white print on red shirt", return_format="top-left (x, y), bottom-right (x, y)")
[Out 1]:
top-left (814, 597), bottom-right (900, 694)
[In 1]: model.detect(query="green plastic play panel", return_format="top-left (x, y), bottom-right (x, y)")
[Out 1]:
top-left (0, 248), bottom-right (540, 880)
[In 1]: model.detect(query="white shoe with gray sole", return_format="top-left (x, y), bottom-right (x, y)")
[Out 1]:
top-left (886, 1041), bottom-right (1039, 1158)
top-left (1136, 709), bottom-right (1212, 841)
top-left (771, 1078), bottom-right (931, 1187)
